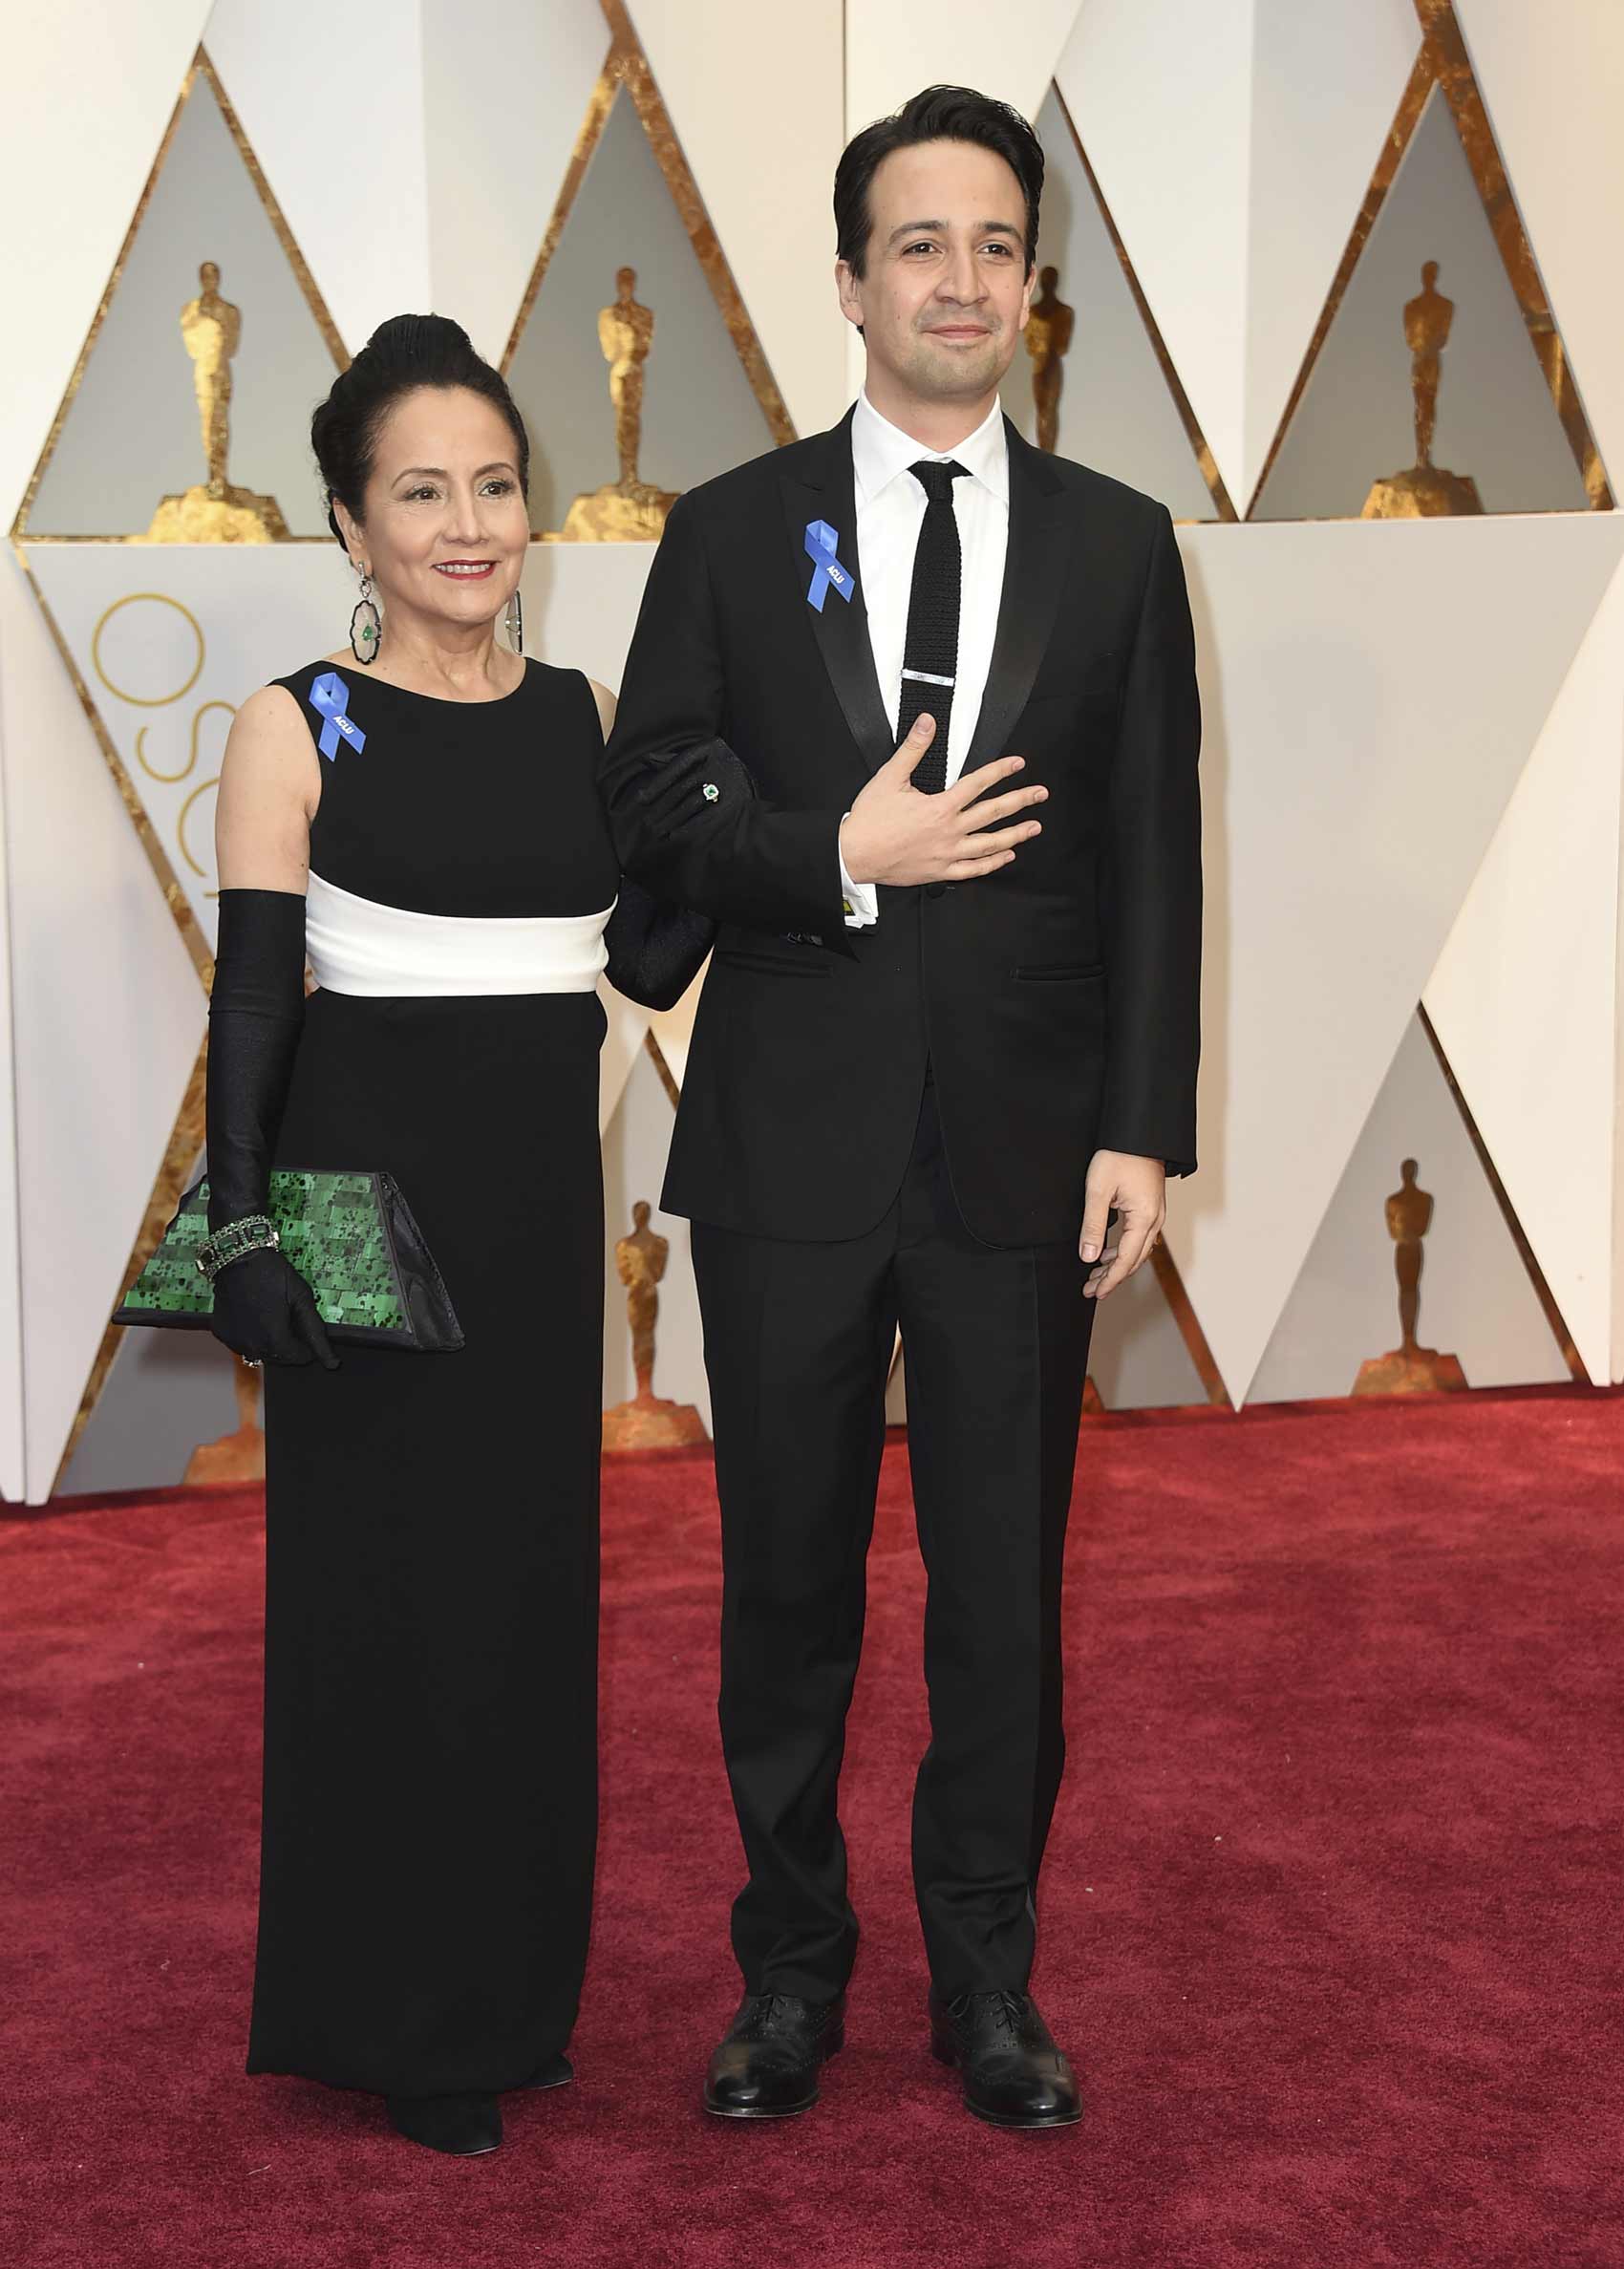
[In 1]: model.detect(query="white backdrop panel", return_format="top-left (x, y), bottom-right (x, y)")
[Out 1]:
top-left (1245, 0), bottom-right (1422, 509)
top-left (1456, 0), bottom-right (1624, 500)
top-left (516, 538), bottom-right (654, 699)
top-left (998, 88), bottom-right (1217, 524)
top-left (28, 546), bottom-right (360, 957)
top-left (844, 0), bottom-right (1084, 144)
top-left (423, 0), bottom-right (611, 365)
top-left (1176, 510), bottom-right (1624, 1406)
top-left (1, 0), bottom-right (214, 534)
top-left (1424, 553), bottom-right (1624, 1386)
top-left (629, 0), bottom-right (847, 440)
top-left (203, 0), bottom-right (429, 356)
top-left (1, 548), bottom-right (207, 1502)
top-left (1057, 0), bottom-right (1254, 508)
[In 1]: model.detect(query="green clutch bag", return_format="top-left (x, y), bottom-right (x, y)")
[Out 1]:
top-left (117, 1168), bottom-right (464, 1351)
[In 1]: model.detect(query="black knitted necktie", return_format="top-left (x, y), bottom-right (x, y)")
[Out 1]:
top-left (895, 459), bottom-right (970, 793)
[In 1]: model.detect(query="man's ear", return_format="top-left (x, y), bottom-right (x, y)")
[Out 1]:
top-left (835, 257), bottom-right (865, 334)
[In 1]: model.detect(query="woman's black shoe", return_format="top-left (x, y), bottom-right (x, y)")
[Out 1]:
top-left (704, 1991), bottom-right (844, 2118)
top-left (523, 2051), bottom-right (574, 2091)
top-left (384, 2090), bottom-right (502, 2155)
top-left (929, 1988), bottom-right (1081, 2129)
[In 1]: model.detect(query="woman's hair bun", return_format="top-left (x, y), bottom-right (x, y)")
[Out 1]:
top-left (310, 313), bottom-right (530, 546)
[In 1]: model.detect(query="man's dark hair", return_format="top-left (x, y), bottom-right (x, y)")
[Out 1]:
top-left (311, 313), bottom-right (530, 545)
top-left (834, 85), bottom-right (1044, 279)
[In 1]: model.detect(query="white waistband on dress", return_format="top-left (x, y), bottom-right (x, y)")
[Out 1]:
top-left (306, 870), bottom-right (613, 997)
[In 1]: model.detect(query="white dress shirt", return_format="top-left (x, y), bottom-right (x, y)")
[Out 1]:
top-left (837, 390), bottom-right (1011, 927)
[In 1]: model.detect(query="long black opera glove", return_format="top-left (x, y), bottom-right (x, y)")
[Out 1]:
top-left (204, 888), bottom-right (336, 1371)
top-left (602, 874), bottom-right (716, 1012)
top-left (600, 740), bottom-right (760, 1008)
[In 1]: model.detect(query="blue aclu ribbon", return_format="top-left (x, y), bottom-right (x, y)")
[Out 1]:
top-left (803, 520), bottom-right (854, 613)
top-left (308, 671), bottom-right (366, 762)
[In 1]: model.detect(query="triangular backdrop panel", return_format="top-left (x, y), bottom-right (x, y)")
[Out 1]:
top-left (998, 87), bottom-right (1219, 523)
top-left (1052, 0), bottom-right (1255, 511)
top-left (1252, 83), bottom-right (1589, 521)
top-left (1243, 0), bottom-right (1425, 502)
top-left (0, 551), bottom-right (207, 1503)
top-left (1454, 0), bottom-right (1624, 497)
top-left (844, 0), bottom-right (1085, 144)
top-left (212, 0), bottom-right (622, 364)
top-left (1, 0), bottom-right (212, 534)
top-left (1423, 553), bottom-right (1624, 1385)
top-left (1172, 511), bottom-right (1624, 1406)
top-left (1249, 1011), bottom-right (1569, 1403)
top-left (26, 60), bottom-right (339, 540)
top-left (506, 81), bottom-right (780, 537)
top-left (203, 0), bottom-right (428, 353)
top-left (627, 0), bottom-right (844, 440)
top-left (26, 546), bottom-right (356, 956)
top-left (423, 0), bottom-right (614, 364)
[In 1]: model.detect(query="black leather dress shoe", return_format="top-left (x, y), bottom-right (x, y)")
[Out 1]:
top-left (522, 2051), bottom-right (574, 2091)
top-left (703, 1991), bottom-right (844, 2119)
top-left (929, 1989), bottom-right (1081, 2130)
top-left (385, 2090), bottom-right (502, 2154)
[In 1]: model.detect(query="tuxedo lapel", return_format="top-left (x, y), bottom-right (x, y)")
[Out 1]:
top-left (961, 419), bottom-right (1073, 780)
top-left (780, 411), bottom-right (896, 779)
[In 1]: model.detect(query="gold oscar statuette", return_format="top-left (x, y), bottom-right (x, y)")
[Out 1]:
top-left (182, 1351), bottom-right (267, 1485)
top-left (561, 267), bottom-right (679, 542)
top-left (1362, 261), bottom-right (1484, 519)
top-left (602, 1201), bottom-right (709, 1449)
top-left (1023, 266), bottom-right (1075, 457)
top-left (147, 261), bottom-right (290, 543)
top-left (1352, 1158), bottom-right (1468, 1395)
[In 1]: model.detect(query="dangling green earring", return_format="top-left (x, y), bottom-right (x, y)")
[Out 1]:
top-left (350, 568), bottom-right (381, 665)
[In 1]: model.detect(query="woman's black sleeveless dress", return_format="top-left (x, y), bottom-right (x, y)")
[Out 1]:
top-left (247, 657), bottom-right (617, 2097)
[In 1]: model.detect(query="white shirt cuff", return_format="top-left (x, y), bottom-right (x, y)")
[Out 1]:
top-left (838, 817), bottom-right (878, 928)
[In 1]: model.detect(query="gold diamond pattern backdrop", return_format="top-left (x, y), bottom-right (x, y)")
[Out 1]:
top-left (2, 0), bottom-right (1621, 1500)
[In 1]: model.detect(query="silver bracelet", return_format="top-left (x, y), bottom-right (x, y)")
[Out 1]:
top-left (195, 1214), bottom-right (279, 1284)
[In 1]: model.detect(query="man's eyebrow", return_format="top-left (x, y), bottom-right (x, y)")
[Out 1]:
top-left (885, 219), bottom-right (1023, 246)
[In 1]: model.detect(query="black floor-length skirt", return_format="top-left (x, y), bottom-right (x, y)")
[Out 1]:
top-left (248, 985), bottom-right (604, 2095)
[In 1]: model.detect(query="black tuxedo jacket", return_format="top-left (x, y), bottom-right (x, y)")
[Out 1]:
top-left (599, 407), bottom-right (1201, 1246)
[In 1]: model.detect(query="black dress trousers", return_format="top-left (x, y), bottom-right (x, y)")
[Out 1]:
top-left (691, 1079), bottom-right (1096, 2001)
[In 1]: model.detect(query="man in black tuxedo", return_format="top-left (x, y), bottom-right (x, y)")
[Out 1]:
top-left (600, 84), bottom-right (1200, 2130)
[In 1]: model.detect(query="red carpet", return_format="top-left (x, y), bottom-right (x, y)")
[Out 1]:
top-left (2, 1391), bottom-right (1620, 2268)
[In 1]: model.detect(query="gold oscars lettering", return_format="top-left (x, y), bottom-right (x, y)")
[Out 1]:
top-left (1352, 1157), bottom-right (1468, 1395)
top-left (602, 1201), bottom-right (708, 1449)
top-left (1023, 266), bottom-right (1075, 457)
top-left (1362, 261), bottom-right (1484, 519)
top-left (91, 590), bottom-right (233, 907)
top-left (561, 267), bottom-right (680, 542)
top-left (147, 260), bottom-right (290, 543)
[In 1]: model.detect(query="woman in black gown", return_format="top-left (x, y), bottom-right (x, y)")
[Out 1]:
top-left (206, 317), bottom-right (700, 2155)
